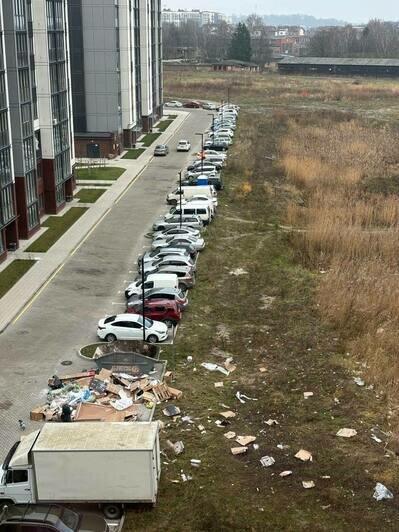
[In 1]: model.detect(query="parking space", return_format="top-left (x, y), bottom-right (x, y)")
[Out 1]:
top-left (0, 110), bottom-right (213, 458)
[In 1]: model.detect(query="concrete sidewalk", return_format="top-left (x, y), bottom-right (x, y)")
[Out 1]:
top-left (0, 111), bottom-right (189, 333)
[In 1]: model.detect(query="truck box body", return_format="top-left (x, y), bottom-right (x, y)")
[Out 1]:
top-left (4, 422), bottom-right (160, 505)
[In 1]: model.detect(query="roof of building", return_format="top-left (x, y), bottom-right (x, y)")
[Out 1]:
top-left (215, 59), bottom-right (259, 67)
top-left (278, 57), bottom-right (399, 67)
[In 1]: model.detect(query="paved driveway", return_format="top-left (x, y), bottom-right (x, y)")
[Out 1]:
top-left (0, 110), bottom-right (211, 458)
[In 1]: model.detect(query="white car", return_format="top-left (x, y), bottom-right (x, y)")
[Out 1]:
top-left (177, 139), bottom-right (191, 152)
top-left (97, 313), bottom-right (168, 343)
top-left (200, 150), bottom-right (227, 159)
top-left (187, 194), bottom-right (218, 208)
top-left (153, 226), bottom-right (201, 240)
top-left (164, 100), bottom-right (182, 108)
top-left (152, 234), bottom-right (205, 251)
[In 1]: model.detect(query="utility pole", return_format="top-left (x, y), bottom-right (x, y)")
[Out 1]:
top-left (178, 170), bottom-right (182, 228)
top-left (141, 256), bottom-right (146, 342)
top-left (208, 113), bottom-right (215, 131)
top-left (227, 86), bottom-right (230, 105)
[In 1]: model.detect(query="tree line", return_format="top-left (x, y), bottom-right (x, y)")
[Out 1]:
top-left (308, 20), bottom-right (399, 58)
top-left (162, 15), bottom-right (272, 66)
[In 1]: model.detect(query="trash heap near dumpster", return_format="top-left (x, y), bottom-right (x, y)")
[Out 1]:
top-left (30, 351), bottom-right (181, 424)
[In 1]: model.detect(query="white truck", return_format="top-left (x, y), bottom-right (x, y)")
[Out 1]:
top-left (0, 422), bottom-right (161, 519)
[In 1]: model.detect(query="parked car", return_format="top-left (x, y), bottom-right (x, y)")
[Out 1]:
top-left (127, 287), bottom-right (188, 310)
top-left (187, 161), bottom-right (220, 172)
top-left (138, 248), bottom-right (193, 269)
top-left (169, 205), bottom-right (212, 227)
top-left (97, 313), bottom-right (168, 343)
top-left (204, 142), bottom-right (229, 152)
top-left (153, 233), bottom-right (205, 251)
top-left (155, 254), bottom-right (197, 272)
top-left (184, 100), bottom-right (201, 108)
top-left (177, 139), bottom-right (191, 152)
top-left (202, 102), bottom-right (218, 110)
top-left (200, 149), bottom-right (227, 158)
top-left (0, 504), bottom-right (109, 532)
top-left (154, 144), bottom-right (169, 156)
top-left (166, 185), bottom-right (217, 206)
top-left (185, 168), bottom-right (218, 179)
top-left (127, 299), bottom-right (182, 327)
top-left (181, 176), bottom-right (223, 191)
top-left (125, 272), bottom-right (179, 299)
top-left (164, 100), bottom-right (182, 107)
top-left (155, 265), bottom-right (196, 290)
top-left (153, 226), bottom-right (201, 239)
top-left (152, 215), bottom-right (203, 232)
top-left (213, 135), bottom-right (232, 145)
top-left (151, 239), bottom-right (198, 258)
top-left (186, 194), bottom-right (217, 210)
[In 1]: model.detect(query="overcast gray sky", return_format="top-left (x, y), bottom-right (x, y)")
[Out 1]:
top-left (162, 1), bottom-right (398, 23)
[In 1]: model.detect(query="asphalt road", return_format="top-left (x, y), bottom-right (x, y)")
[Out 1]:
top-left (0, 110), bottom-right (212, 458)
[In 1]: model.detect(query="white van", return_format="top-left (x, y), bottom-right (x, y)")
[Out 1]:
top-left (167, 185), bottom-right (217, 205)
top-left (170, 204), bottom-right (212, 225)
top-left (124, 273), bottom-right (178, 299)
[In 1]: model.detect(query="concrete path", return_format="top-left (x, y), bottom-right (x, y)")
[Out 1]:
top-left (0, 109), bottom-right (212, 458)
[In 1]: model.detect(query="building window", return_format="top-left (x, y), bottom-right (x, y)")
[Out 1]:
top-left (14, 0), bottom-right (26, 31)
top-left (25, 169), bottom-right (37, 205)
top-left (55, 182), bottom-right (65, 205)
top-left (0, 148), bottom-right (12, 187)
top-left (18, 69), bottom-right (31, 103)
top-left (23, 137), bottom-right (35, 172)
top-left (0, 110), bottom-right (9, 148)
top-left (27, 202), bottom-right (39, 229)
top-left (0, 184), bottom-right (15, 225)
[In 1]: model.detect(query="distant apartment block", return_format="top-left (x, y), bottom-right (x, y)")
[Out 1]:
top-left (0, 0), bottom-right (75, 261)
top-left (162, 9), bottom-right (231, 27)
top-left (69, 0), bottom-right (163, 158)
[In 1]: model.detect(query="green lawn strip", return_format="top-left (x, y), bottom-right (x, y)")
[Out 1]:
top-left (75, 188), bottom-right (106, 203)
top-left (166, 114), bottom-right (177, 118)
top-left (122, 148), bottom-right (146, 159)
top-left (157, 119), bottom-right (174, 132)
top-left (140, 132), bottom-right (161, 147)
top-left (0, 260), bottom-right (36, 299)
top-left (26, 207), bottom-right (88, 253)
top-left (76, 167), bottom-right (125, 180)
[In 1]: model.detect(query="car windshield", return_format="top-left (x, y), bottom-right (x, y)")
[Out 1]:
top-left (136, 315), bottom-right (153, 328)
top-left (104, 315), bottom-right (116, 324)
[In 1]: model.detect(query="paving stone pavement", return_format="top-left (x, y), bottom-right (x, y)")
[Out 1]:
top-left (0, 110), bottom-right (212, 459)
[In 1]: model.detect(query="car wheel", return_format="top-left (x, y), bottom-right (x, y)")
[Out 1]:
top-left (147, 334), bottom-right (158, 343)
top-left (163, 319), bottom-right (175, 328)
top-left (102, 504), bottom-right (123, 520)
top-left (105, 333), bottom-right (117, 343)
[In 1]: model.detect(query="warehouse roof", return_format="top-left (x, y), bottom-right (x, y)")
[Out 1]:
top-left (278, 57), bottom-right (399, 67)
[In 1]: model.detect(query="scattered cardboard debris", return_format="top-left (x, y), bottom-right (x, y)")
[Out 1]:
top-left (229, 268), bottom-right (248, 276)
top-left (224, 431), bottom-right (236, 439)
top-left (303, 392), bottom-right (314, 399)
top-left (214, 382), bottom-right (224, 388)
top-left (265, 419), bottom-right (279, 426)
top-left (302, 481), bottom-right (315, 489)
top-left (295, 449), bottom-right (313, 462)
top-left (236, 435), bottom-right (256, 446)
top-left (163, 405), bottom-right (181, 417)
top-left (336, 428), bottom-right (357, 438)
top-left (231, 446), bottom-right (248, 455)
top-left (354, 377), bottom-right (365, 386)
top-left (220, 410), bottom-right (236, 419)
top-left (190, 459), bottom-right (201, 467)
top-left (259, 367), bottom-right (267, 373)
top-left (201, 362), bottom-right (229, 376)
top-left (166, 440), bottom-right (184, 455)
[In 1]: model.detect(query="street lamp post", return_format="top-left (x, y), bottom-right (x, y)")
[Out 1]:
top-left (141, 256), bottom-right (146, 342)
top-left (227, 86), bottom-right (230, 105)
top-left (208, 113), bottom-right (215, 131)
top-left (195, 132), bottom-right (204, 174)
top-left (178, 170), bottom-right (182, 228)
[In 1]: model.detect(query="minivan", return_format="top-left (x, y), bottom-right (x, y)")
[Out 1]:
top-left (167, 185), bottom-right (217, 205)
top-left (125, 273), bottom-right (178, 299)
top-left (170, 204), bottom-right (212, 225)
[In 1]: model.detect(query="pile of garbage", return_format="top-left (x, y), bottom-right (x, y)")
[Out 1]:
top-left (30, 367), bottom-right (182, 423)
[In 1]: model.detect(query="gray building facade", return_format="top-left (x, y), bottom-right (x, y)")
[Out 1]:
top-left (69, 0), bottom-right (163, 158)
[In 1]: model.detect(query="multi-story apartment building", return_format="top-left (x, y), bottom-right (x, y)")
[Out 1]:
top-left (0, 0), bottom-right (74, 260)
top-left (69, 0), bottom-right (163, 158)
top-left (162, 9), bottom-right (231, 27)
top-left (0, 2), bottom-right (18, 261)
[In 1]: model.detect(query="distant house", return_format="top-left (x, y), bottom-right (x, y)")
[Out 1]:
top-left (212, 60), bottom-right (260, 72)
top-left (278, 57), bottom-right (399, 77)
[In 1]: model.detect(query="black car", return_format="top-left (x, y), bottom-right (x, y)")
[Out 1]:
top-left (204, 143), bottom-right (229, 152)
top-left (0, 504), bottom-right (108, 532)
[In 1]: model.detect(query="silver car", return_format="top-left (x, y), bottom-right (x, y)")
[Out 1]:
top-left (152, 215), bottom-right (203, 232)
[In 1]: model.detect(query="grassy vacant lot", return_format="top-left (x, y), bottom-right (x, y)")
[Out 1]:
top-left (140, 132), bottom-right (161, 147)
top-left (75, 188), bottom-right (106, 203)
top-left (122, 148), bottom-right (146, 159)
top-left (157, 119), bottom-right (174, 132)
top-left (125, 72), bottom-right (399, 530)
top-left (26, 207), bottom-right (87, 252)
top-left (76, 166), bottom-right (125, 180)
top-left (0, 260), bottom-right (36, 299)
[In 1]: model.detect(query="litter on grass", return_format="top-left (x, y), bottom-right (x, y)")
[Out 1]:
top-left (260, 456), bottom-right (275, 467)
top-left (303, 392), bottom-right (314, 399)
top-left (220, 410), bottom-right (236, 419)
top-left (229, 268), bottom-right (248, 276)
top-left (295, 449), bottom-right (313, 462)
top-left (373, 483), bottom-right (393, 501)
top-left (354, 377), bottom-right (365, 386)
top-left (236, 435), bottom-right (256, 446)
top-left (265, 419), bottom-right (279, 426)
top-left (280, 470), bottom-right (292, 477)
top-left (336, 428), bottom-right (357, 438)
top-left (236, 391), bottom-right (258, 404)
top-left (214, 382), bottom-right (224, 388)
top-left (166, 440), bottom-right (184, 455)
top-left (190, 459), bottom-right (201, 467)
top-left (302, 480), bottom-right (315, 489)
top-left (201, 362), bottom-right (229, 376)
top-left (371, 434), bottom-right (382, 444)
top-left (224, 431), bottom-right (236, 439)
top-left (231, 446), bottom-right (248, 455)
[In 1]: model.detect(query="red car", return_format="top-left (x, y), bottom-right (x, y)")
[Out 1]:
top-left (184, 100), bottom-right (201, 108)
top-left (126, 299), bottom-right (182, 327)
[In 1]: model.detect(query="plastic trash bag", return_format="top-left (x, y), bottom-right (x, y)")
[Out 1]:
top-left (373, 483), bottom-right (393, 501)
